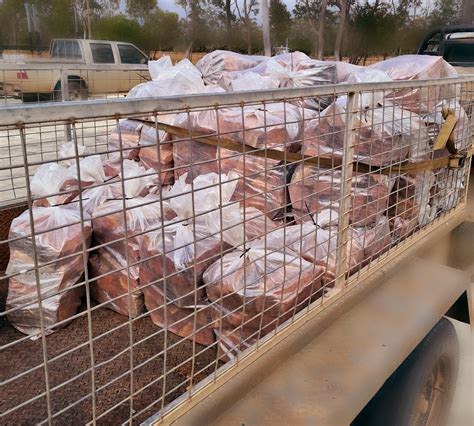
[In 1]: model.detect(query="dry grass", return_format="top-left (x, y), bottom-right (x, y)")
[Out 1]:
top-left (3, 48), bottom-right (386, 66)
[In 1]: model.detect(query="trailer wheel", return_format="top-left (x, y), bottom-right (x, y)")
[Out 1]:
top-left (353, 318), bottom-right (459, 426)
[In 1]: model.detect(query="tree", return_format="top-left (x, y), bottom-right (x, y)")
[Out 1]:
top-left (0, 0), bottom-right (28, 45)
top-left (429, 0), bottom-right (462, 27)
top-left (316, 0), bottom-right (327, 58)
top-left (126, 0), bottom-right (157, 24)
top-left (143, 9), bottom-right (183, 51)
top-left (94, 14), bottom-right (143, 45)
top-left (334, 0), bottom-right (347, 60)
top-left (270, 0), bottom-right (291, 48)
top-left (262, 0), bottom-right (271, 55)
top-left (234, 0), bottom-right (259, 53)
top-left (294, 0), bottom-right (332, 57)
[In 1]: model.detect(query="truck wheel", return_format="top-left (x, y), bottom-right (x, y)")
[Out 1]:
top-left (22, 94), bottom-right (41, 103)
top-left (54, 80), bottom-right (88, 101)
top-left (67, 81), bottom-right (88, 101)
top-left (353, 318), bottom-right (459, 426)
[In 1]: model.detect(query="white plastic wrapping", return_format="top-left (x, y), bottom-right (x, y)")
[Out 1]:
top-left (90, 164), bottom-right (164, 317)
top-left (303, 101), bottom-right (431, 166)
top-left (369, 55), bottom-right (459, 114)
top-left (109, 119), bottom-right (143, 160)
top-left (289, 164), bottom-right (391, 226)
top-left (31, 163), bottom-right (77, 207)
top-left (389, 172), bottom-right (436, 241)
top-left (59, 142), bottom-right (86, 166)
top-left (340, 68), bottom-right (392, 109)
top-left (7, 206), bottom-right (92, 335)
top-left (204, 237), bottom-right (324, 360)
top-left (139, 172), bottom-right (241, 312)
top-left (196, 50), bottom-right (266, 86)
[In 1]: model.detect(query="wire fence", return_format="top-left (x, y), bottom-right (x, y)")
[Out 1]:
top-left (0, 76), bottom-right (472, 424)
top-left (0, 64), bottom-right (150, 105)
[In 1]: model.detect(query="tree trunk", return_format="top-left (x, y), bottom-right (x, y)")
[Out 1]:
top-left (226, 0), bottom-right (232, 26)
top-left (317, 0), bottom-right (328, 60)
top-left (334, 0), bottom-right (346, 61)
top-left (262, 0), bottom-right (271, 56)
top-left (247, 20), bottom-right (252, 54)
top-left (244, 0), bottom-right (252, 54)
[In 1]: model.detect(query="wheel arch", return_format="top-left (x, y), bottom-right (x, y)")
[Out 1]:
top-left (53, 75), bottom-right (88, 92)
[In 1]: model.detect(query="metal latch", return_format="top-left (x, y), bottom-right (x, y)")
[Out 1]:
top-left (448, 152), bottom-right (468, 169)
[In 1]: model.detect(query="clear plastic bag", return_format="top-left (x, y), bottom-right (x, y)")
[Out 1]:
top-left (138, 124), bottom-right (174, 186)
top-left (109, 119), bottom-right (143, 160)
top-left (6, 206), bottom-right (92, 335)
top-left (196, 50), bottom-right (266, 86)
top-left (265, 214), bottom-right (390, 283)
top-left (341, 68), bottom-right (392, 110)
top-left (289, 164), bottom-right (391, 226)
top-left (139, 172), bottom-right (241, 311)
top-left (148, 55), bottom-right (173, 80)
top-left (230, 72), bottom-right (279, 92)
top-left (204, 238), bottom-right (324, 360)
top-left (31, 163), bottom-right (78, 207)
top-left (303, 101), bottom-right (431, 166)
top-left (173, 103), bottom-right (303, 152)
top-left (369, 55), bottom-right (459, 114)
top-left (172, 137), bottom-right (289, 220)
top-left (388, 172), bottom-right (435, 241)
top-left (59, 141), bottom-right (85, 166)
top-left (90, 164), bottom-right (164, 317)
top-left (423, 100), bottom-right (471, 154)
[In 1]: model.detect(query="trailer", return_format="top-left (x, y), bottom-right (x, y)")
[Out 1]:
top-left (0, 75), bottom-right (473, 425)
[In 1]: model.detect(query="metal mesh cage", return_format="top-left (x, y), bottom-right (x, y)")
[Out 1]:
top-left (0, 75), bottom-right (472, 424)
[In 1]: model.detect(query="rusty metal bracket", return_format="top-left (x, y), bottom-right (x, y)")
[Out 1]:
top-left (433, 108), bottom-right (458, 153)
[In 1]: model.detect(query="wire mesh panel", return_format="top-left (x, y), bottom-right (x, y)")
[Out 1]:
top-left (0, 76), bottom-right (472, 424)
top-left (0, 64), bottom-right (150, 105)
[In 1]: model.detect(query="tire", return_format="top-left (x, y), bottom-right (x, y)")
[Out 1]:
top-left (21, 93), bottom-right (42, 103)
top-left (353, 318), bottom-right (459, 426)
top-left (53, 80), bottom-right (88, 101)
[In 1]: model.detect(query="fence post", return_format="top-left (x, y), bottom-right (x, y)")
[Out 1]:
top-left (60, 68), bottom-right (72, 141)
top-left (335, 91), bottom-right (356, 291)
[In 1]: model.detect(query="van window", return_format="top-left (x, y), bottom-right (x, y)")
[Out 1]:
top-left (51, 40), bottom-right (82, 60)
top-left (118, 44), bottom-right (147, 64)
top-left (90, 43), bottom-right (115, 64)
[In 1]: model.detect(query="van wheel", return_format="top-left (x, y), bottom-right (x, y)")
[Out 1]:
top-left (54, 80), bottom-right (88, 101)
top-left (353, 318), bottom-right (459, 426)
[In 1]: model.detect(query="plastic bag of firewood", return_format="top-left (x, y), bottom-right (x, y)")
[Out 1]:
top-left (302, 100), bottom-right (431, 167)
top-left (289, 164), bottom-right (391, 227)
top-left (6, 206), bottom-right (92, 335)
top-left (138, 124), bottom-right (174, 186)
top-left (90, 161), bottom-right (163, 317)
top-left (204, 238), bottom-right (324, 359)
top-left (369, 55), bottom-right (459, 114)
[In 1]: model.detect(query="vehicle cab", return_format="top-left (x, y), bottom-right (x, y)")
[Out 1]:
top-left (418, 25), bottom-right (474, 74)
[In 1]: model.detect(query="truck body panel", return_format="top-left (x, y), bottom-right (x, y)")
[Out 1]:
top-left (0, 38), bottom-right (149, 98)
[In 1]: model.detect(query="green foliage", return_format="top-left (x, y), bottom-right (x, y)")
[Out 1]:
top-left (94, 15), bottom-right (144, 45)
top-left (270, 0), bottom-right (291, 47)
top-left (126, 0), bottom-right (157, 22)
top-left (0, 0), bottom-right (465, 57)
top-left (142, 9), bottom-right (183, 51)
top-left (429, 0), bottom-right (462, 27)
